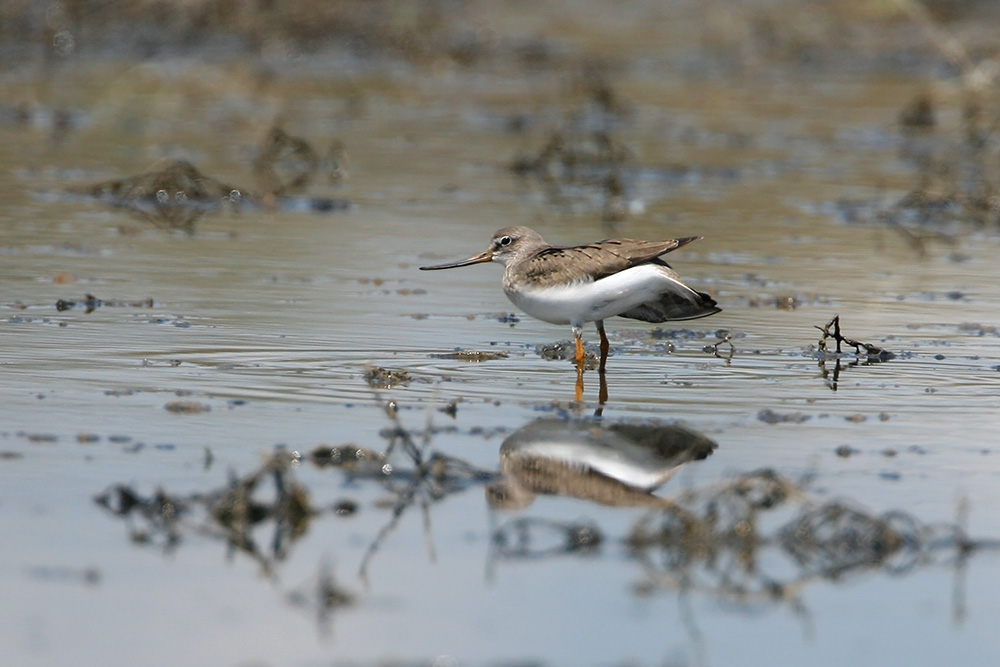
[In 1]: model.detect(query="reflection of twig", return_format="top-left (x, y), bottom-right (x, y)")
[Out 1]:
top-left (94, 485), bottom-right (185, 552)
top-left (360, 444), bottom-right (495, 582)
top-left (98, 393), bottom-right (495, 592)
top-left (819, 356), bottom-right (843, 391)
top-left (952, 495), bottom-right (971, 626)
top-left (885, 213), bottom-right (957, 258)
top-left (208, 454), bottom-right (312, 575)
top-left (358, 473), bottom-right (419, 586)
top-left (287, 557), bottom-right (354, 638)
top-left (490, 517), bottom-right (603, 562)
top-left (96, 453), bottom-right (314, 577)
top-left (359, 398), bottom-right (495, 585)
top-left (678, 590), bottom-right (708, 667)
top-left (486, 466), bottom-right (1000, 626)
top-left (625, 468), bottom-right (1000, 617)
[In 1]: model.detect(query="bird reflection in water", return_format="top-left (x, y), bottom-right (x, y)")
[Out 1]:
top-left (487, 418), bottom-right (716, 510)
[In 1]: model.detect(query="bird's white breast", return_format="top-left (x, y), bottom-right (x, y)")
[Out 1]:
top-left (504, 264), bottom-right (673, 326)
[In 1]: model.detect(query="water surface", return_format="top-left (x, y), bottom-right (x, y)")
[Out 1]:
top-left (3, 2), bottom-right (1000, 665)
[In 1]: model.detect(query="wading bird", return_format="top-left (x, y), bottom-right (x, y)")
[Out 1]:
top-left (420, 226), bottom-right (720, 401)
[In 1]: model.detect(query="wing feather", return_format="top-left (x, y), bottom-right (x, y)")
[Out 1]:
top-left (519, 237), bottom-right (701, 287)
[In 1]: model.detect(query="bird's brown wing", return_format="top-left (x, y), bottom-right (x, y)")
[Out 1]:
top-left (519, 237), bottom-right (701, 288)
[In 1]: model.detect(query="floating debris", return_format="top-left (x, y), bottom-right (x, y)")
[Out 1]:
top-left (164, 401), bottom-right (211, 414)
top-left (333, 500), bottom-right (359, 516)
top-left (748, 294), bottom-right (802, 309)
top-left (493, 312), bottom-right (520, 324)
top-left (536, 340), bottom-right (599, 369)
top-left (957, 322), bottom-right (1000, 337)
top-left (430, 349), bottom-right (508, 362)
top-left (438, 399), bottom-right (460, 418)
top-left (25, 565), bottom-right (101, 586)
top-left (276, 195), bottom-right (351, 214)
top-left (757, 409), bottom-right (811, 425)
top-left (55, 294), bottom-right (100, 312)
top-left (55, 294), bottom-right (153, 313)
top-left (308, 444), bottom-right (383, 471)
top-left (363, 366), bottom-right (411, 389)
top-left (816, 315), bottom-right (895, 362)
top-left (20, 431), bottom-right (57, 443)
top-left (648, 328), bottom-right (714, 341)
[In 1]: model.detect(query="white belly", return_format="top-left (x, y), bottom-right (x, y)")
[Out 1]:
top-left (505, 264), bottom-right (673, 326)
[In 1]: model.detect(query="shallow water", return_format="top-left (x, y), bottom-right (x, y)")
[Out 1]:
top-left (4, 2), bottom-right (1000, 665)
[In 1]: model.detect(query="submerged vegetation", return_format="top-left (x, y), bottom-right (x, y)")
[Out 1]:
top-left (79, 159), bottom-right (248, 233)
top-left (70, 126), bottom-right (349, 232)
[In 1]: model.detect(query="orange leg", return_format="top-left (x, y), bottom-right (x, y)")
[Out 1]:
top-left (574, 333), bottom-right (586, 369)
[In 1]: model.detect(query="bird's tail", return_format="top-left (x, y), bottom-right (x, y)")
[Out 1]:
top-left (619, 288), bottom-right (721, 323)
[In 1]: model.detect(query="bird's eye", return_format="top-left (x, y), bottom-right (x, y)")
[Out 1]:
top-left (499, 236), bottom-right (512, 247)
